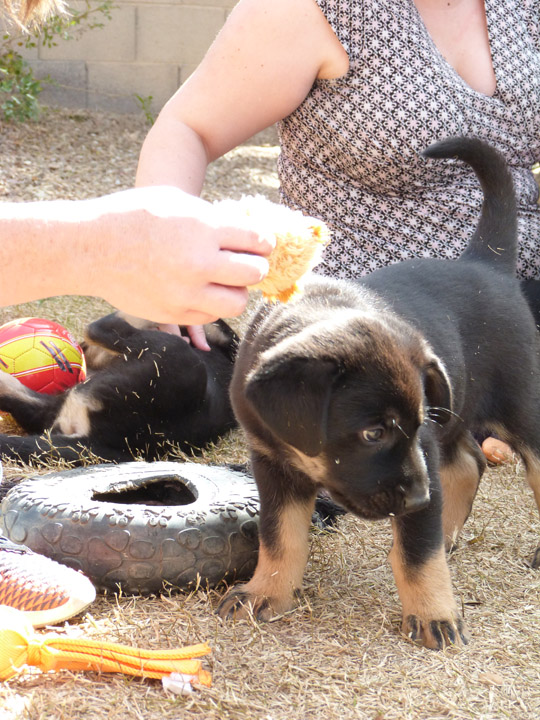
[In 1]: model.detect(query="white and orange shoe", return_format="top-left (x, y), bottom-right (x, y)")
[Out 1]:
top-left (0, 535), bottom-right (96, 627)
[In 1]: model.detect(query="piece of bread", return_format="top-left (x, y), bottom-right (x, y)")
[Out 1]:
top-left (216, 196), bottom-right (330, 303)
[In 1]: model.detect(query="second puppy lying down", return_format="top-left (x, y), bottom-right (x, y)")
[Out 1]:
top-left (217, 137), bottom-right (540, 649)
top-left (0, 315), bottom-right (238, 463)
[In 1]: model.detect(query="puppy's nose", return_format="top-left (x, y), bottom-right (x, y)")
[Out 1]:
top-left (399, 483), bottom-right (430, 513)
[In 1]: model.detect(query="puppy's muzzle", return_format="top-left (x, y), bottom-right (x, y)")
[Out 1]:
top-left (397, 482), bottom-right (430, 514)
top-left (331, 479), bottom-right (430, 520)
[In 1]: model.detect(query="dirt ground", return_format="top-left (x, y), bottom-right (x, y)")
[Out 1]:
top-left (1, 108), bottom-right (540, 720)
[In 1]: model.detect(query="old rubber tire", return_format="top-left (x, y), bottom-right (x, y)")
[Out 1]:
top-left (1, 461), bottom-right (260, 595)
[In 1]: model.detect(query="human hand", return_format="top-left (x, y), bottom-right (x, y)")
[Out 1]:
top-left (185, 325), bottom-right (210, 351)
top-left (86, 186), bottom-right (275, 325)
top-left (157, 323), bottom-right (209, 351)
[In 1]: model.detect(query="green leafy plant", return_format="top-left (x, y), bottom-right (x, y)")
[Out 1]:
top-left (0, 1), bottom-right (115, 122)
top-left (0, 49), bottom-right (42, 121)
top-left (134, 93), bottom-right (155, 126)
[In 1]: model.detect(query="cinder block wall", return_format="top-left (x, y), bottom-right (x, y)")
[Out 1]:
top-left (19, 0), bottom-right (236, 113)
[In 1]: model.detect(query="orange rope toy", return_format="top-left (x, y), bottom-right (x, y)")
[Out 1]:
top-left (0, 605), bottom-right (211, 686)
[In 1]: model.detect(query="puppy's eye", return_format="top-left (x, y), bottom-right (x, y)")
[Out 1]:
top-left (361, 426), bottom-right (385, 444)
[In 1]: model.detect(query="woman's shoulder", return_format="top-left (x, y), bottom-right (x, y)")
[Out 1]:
top-left (522, 0), bottom-right (540, 44)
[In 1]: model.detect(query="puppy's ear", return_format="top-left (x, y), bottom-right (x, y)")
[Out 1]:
top-left (245, 356), bottom-right (338, 456)
top-left (423, 356), bottom-right (453, 424)
top-left (85, 312), bottom-right (138, 344)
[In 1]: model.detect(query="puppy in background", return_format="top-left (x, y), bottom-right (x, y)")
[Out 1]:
top-left (218, 137), bottom-right (540, 649)
top-left (0, 314), bottom-right (238, 463)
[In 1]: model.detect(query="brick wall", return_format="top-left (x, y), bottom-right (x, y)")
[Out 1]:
top-left (12, 0), bottom-right (236, 113)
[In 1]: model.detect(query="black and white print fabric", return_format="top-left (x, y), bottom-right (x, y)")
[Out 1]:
top-left (278, 0), bottom-right (540, 279)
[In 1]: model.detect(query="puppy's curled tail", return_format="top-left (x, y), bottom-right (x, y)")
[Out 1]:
top-left (422, 136), bottom-right (517, 273)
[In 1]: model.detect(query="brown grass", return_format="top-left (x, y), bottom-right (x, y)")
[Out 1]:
top-left (1, 108), bottom-right (540, 720)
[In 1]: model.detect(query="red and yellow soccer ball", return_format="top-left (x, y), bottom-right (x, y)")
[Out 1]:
top-left (0, 317), bottom-right (86, 394)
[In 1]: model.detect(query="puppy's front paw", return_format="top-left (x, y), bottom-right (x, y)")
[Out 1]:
top-left (403, 613), bottom-right (469, 650)
top-left (217, 583), bottom-right (295, 622)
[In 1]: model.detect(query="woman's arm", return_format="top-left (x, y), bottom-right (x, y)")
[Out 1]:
top-left (133, 0), bottom-right (347, 347)
top-left (136, 0), bottom-right (348, 190)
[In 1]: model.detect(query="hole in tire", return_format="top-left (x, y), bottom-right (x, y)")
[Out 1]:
top-left (92, 476), bottom-right (197, 506)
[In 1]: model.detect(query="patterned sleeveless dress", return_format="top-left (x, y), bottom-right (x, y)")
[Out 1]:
top-left (277, 0), bottom-right (540, 279)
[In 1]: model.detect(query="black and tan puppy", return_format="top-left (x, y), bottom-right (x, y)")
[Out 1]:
top-left (0, 315), bottom-right (238, 463)
top-left (217, 137), bottom-right (540, 649)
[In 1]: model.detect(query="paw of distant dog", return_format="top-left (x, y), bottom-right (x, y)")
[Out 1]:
top-left (79, 340), bottom-right (118, 371)
top-left (81, 312), bottom-right (157, 370)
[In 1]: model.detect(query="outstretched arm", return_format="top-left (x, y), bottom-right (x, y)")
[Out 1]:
top-left (0, 187), bottom-right (273, 325)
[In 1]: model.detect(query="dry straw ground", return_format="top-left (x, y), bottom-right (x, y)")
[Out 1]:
top-left (1, 108), bottom-right (540, 720)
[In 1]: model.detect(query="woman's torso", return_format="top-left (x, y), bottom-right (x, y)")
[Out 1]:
top-left (278, 0), bottom-right (540, 279)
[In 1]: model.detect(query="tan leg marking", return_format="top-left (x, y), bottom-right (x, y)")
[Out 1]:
top-left (517, 449), bottom-right (540, 567)
top-left (487, 426), bottom-right (540, 567)
top-left (0, 371), bottom-right (39, 403)
top-left (520, 449), bottom-right (540, 515)
top-left (489, 426), bottom-right (540, 518)
top-left (218, 497), bottom-right (315, 620)
top-left (52, 390), bottom-right (102, 436)
top-left (389, 522), bottom-right (466, 648)
top-left (440, 438), bottom-right (483, 551)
